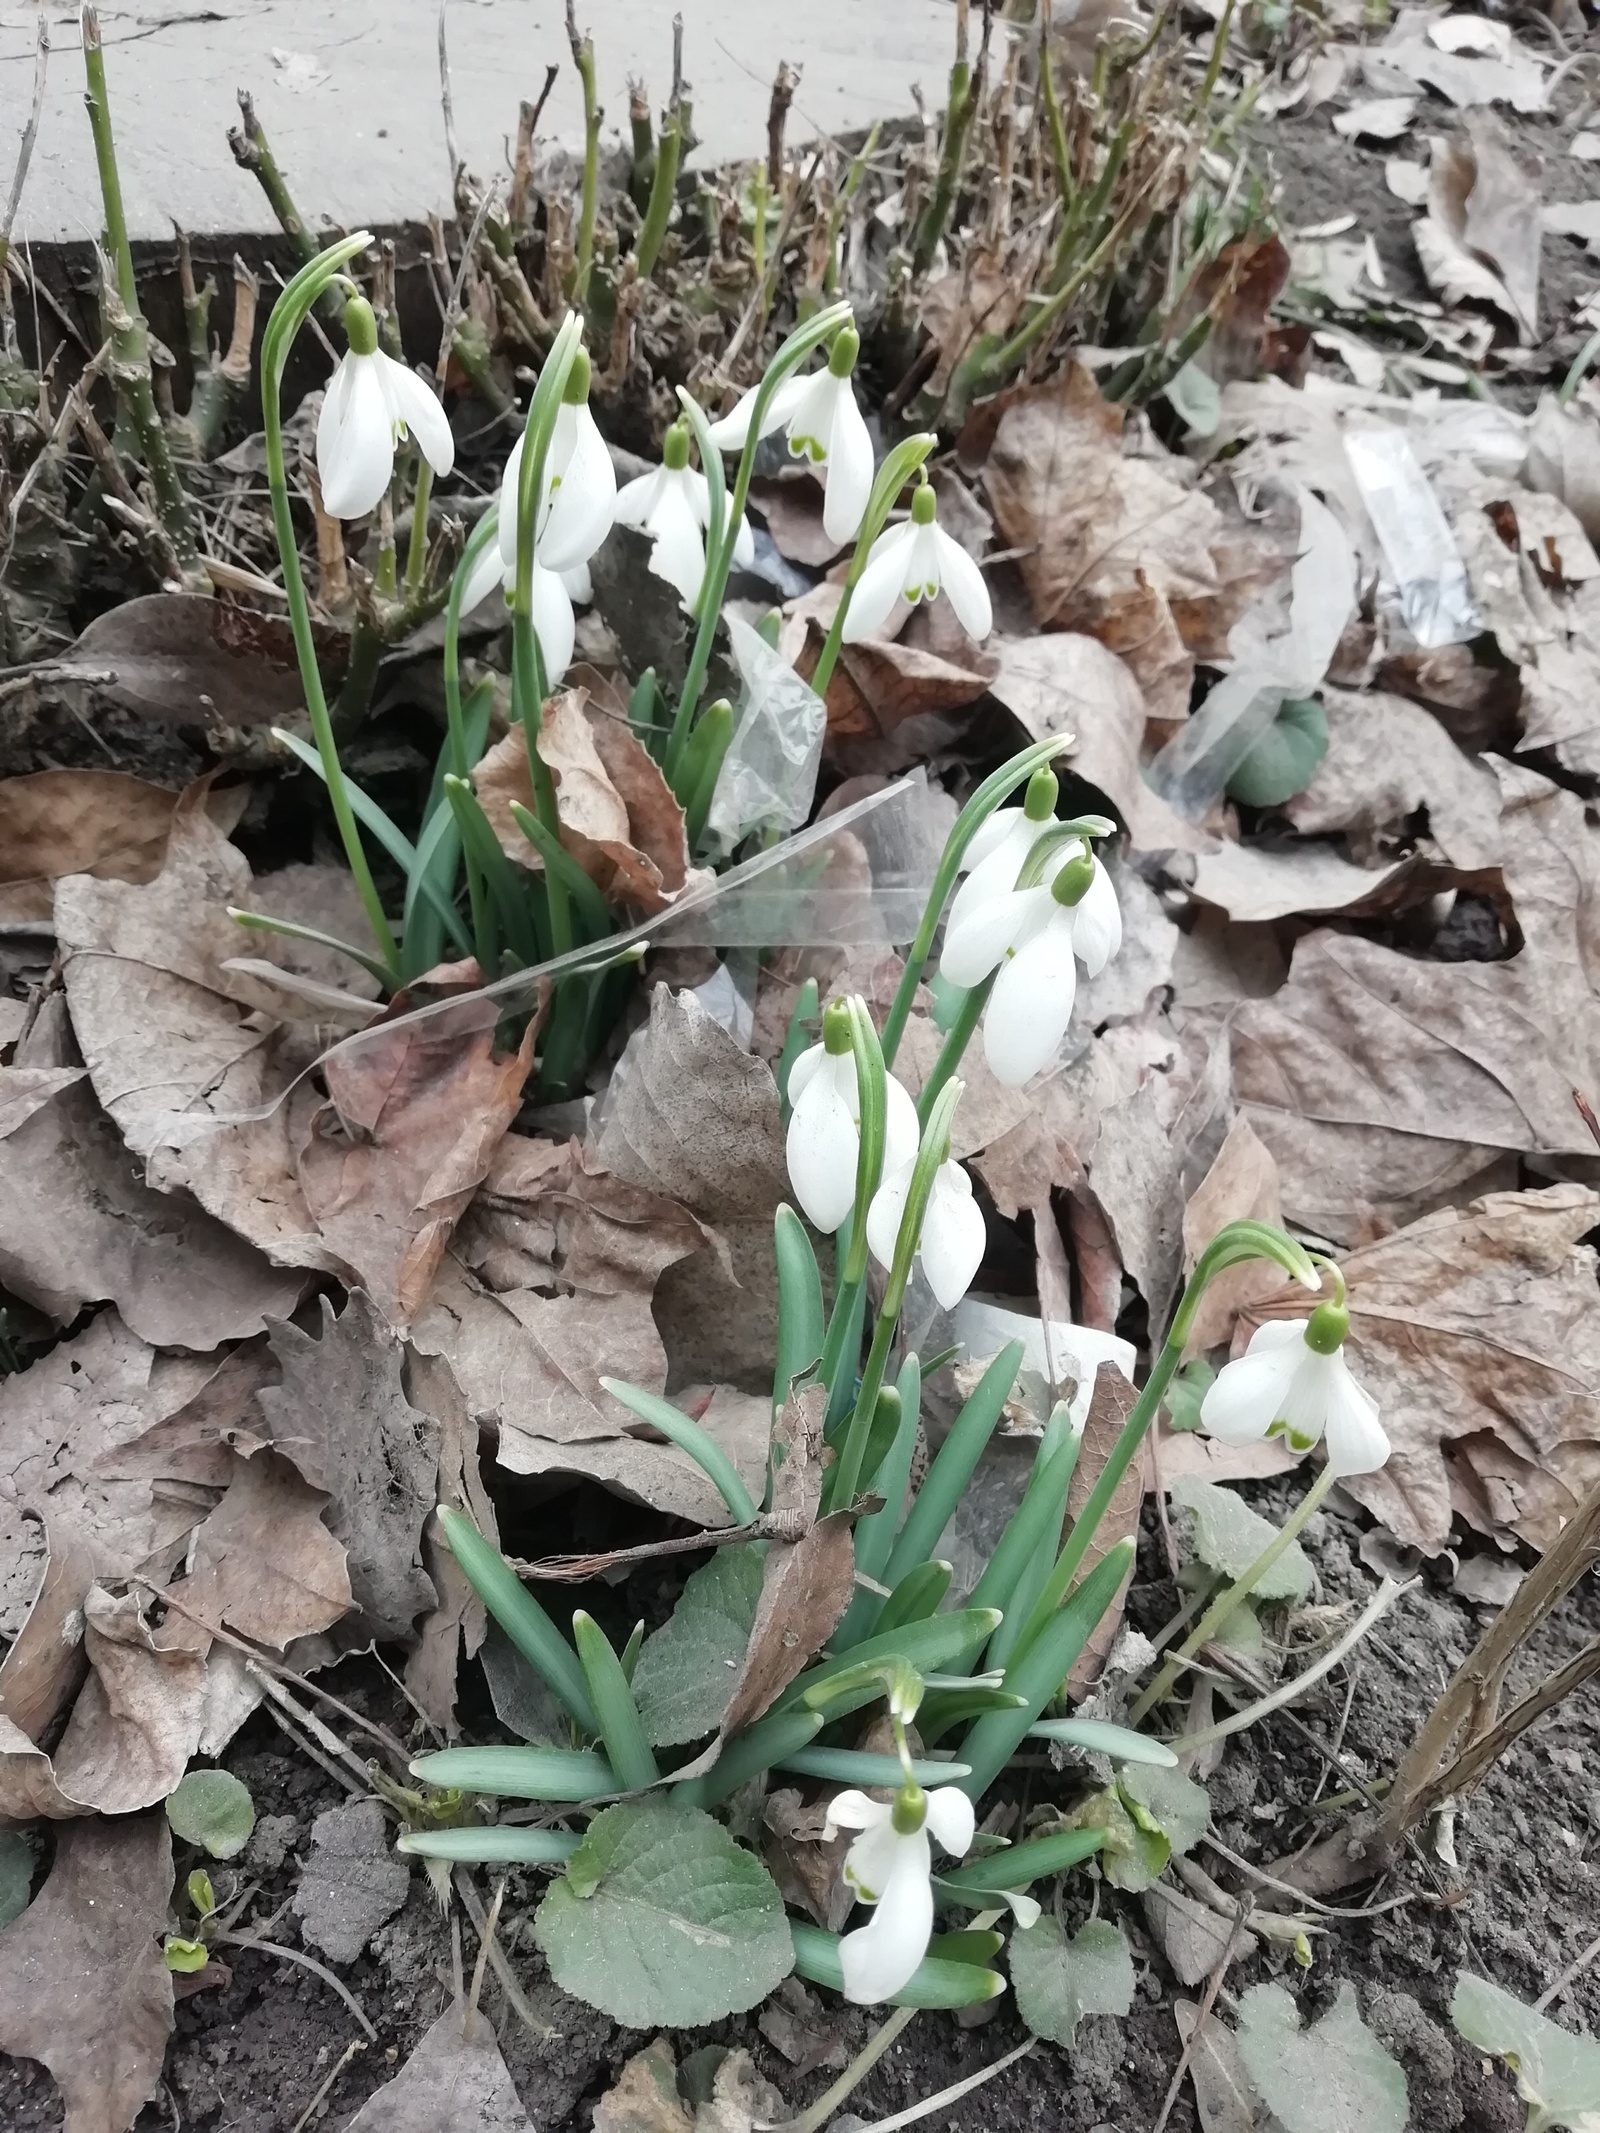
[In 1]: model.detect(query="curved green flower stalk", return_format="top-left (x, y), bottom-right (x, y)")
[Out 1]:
top-left (260, 232), bottom-right (399, 979)
top-left (809, 432), bottom-right (938, 699)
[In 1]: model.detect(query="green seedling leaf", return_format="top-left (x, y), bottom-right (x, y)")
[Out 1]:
top-left (163, 1937), bottom-right (209, 1975)
top-left (1238, 1982), bottom-right (1409, 2133)
top-left (1163, 360), bottom-right (1222, 438)
top-left (1170, 1475), bottom-right (1314, 1603)
top-left (186, 1870), bottom-right (216, 1920)
top-left (0, 1830), bottom-right (34, 1927)
top-left (1072, 1787), bottom-right (1169, 1893)
top-left (1122, 1762), bottom-right (1210, 1863)
top-left (629, 1545), bottom-right (765, 1747)
top-left (1030, 1718), bottom-right (1179, 1767)
top-left (1225, 695), bottom-right (1329, 810)
top-left (535, 1803), bottom-right (792, 2027)
top-left (1163, 1358), bottom-right (1214, 1433)
top-left (1451, 1972), bottom-right (1600, 2128)
top-left (1011, 1916), bottom-right (1136, 2047)
top-left (166, 1769), bottom-right (256, 1860)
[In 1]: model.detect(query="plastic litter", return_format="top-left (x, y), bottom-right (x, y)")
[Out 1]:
top-left (1345, 423), bottom-right (1481, 649)
top-left (704, 614), bottom-right (827, 850)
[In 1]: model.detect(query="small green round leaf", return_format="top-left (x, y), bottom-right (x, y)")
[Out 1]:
top-left (1011, 1916), bottom-right (1135, 2046)
top-left (166, 1769), bottom-right (256, 1860)
top-left (163, 1937), bottom-right (210, 1975)
top-left (1226, 696), bottom-right (1329, 809)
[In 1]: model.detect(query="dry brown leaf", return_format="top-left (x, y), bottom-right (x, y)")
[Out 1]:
top-left (255, 1289), bottom-right (438, 1640)
top-left (298, 1003), bottom-right (536, 1329)
top-left (0, 771), bottom-right (246, 927)
top-left (1065, 1365), bottom-right (1144, 1697)
top-left (171, 1448), bottom-right (353, 1650)
top-left (1187, 842), bottom-right (1409, 924)
top-left (49, 1585), bottom-right (210, 1814)
top-left (1232, 928), bottom-right (1599, 1242)
top-left (403, 1346), bottom-right (494, 1735)
top-left (817, 639), bottom-right (992, 769)
top-left (986, 633), bottom-right (1210, 853)
top-left (982, 366), bottom-right (1223, 723)
top-left (1181, 1115), bottom-right (1288, 1355)
top-left (749, 473), bottom-right (841, 567)
top-left (341, 2006), bottom-right (532, 2133)
top-left (0, 1813), bottom-right (173, 2133)
top-left (474, 691), bottom-right (690, 913)
top-left (919, 256), bottom-right (1029, 400)
top-left (1525, 390), bottom-right (1600, 546)
top-left (1247, 1184), bottom-right (1600, 1555)
top-left (1413, 133), bottom-right (1530, 341)
top-left (0, 1038), bottom-right (304, 1348)
top-left (763, 1787), bottom-right (853, 1931)
top-left (1285, 685), bottom-right (1503, 866)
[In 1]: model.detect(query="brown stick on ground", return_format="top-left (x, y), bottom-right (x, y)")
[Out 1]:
top-left (1279, 1475), bottom-right (1600, 1898)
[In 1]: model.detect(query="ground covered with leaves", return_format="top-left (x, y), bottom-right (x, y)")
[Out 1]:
top-left (8, 0), bottom-right (1600, 2128)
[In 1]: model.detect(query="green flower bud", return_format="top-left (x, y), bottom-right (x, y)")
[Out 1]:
top-left (1304, 1299), bottom-right (1349, 1355)
top-left (342, 294), bottom-right (379, 357)
top-left (891, 1780), bottom-right (928, 1836)
top-left (822, 999), bottom-right (853, 1056)
top-left (1050, 852), bottom-right (1096, 907)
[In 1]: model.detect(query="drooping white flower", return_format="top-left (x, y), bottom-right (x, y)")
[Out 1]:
top-left (315, 295), bottom-right (455, 521)
top-left (824, 1784), bottom-right (977, 2004)
top-left (1200, 1310), bottom-right (1389, 1476)
top-left (867, 1154), bottom-right (986, 1311)
top-left (460, 523), bottom-right (578, 682)
top-left (943, 767), bottom-right (1062, 943)
top-left (842, 482), bottom-right (992, 645)
top-left (939, 845), bottom-right (1121, 1087)
top-left (709, 328), bottom-right (874, 545)
top-left (494, 349), bottom-right (617, 581)
top-left (786, 1021), bottom-right (920, 1236)
top-left (613, 416), bottom-right (757, 613)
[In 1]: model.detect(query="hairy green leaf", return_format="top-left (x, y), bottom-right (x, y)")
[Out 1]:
top-left (1225, 695), bottom-right (1328, 810)
top-left (1170, 1476), bottom-right (1313, 1602)
top-left (1451, 1972), bottom-right (1600, 2127)
top-left (1011, 1916), bottom-right (1136, 2046)
top-left (1238, 1983), bottom-right (1408, 2133)
top-left (629, 1545), bottom-right (765, 1747)
top-left (166, 1769), bottom-right (256, 1860)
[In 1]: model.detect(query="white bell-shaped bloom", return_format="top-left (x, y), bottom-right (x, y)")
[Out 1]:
top-left (460, 526), bottom-right (576, 683)
top-left (613, 419), bottom-right (756, 613)
top-left (824, 1785), bottom-right (977, 2004)
top-left (1200, 1314), bottom-right (1389, 1477)
top-left (786, 1036), bottom-right (920, 1236)
top-left (495, 382), bottom-right (617, 581)
top-left (867, 1155), bottom-right (986, 1311)
top-left (710, 329), bottom-right (874, 545)
top-left (842, 483), bottom-right (992, 645)
top-left (940, 848), bottom-right (1121, 1088)
top-left (944, 770), bottom-right (1063, 943)
top-left (315, 295), bottom-right (455, 521)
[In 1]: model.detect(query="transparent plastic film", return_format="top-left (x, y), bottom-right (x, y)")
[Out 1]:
top-left (704, 615), bottom-right (827, 850)
top-left (160, 775), bottom-right (949, 1140)
top-left (1344, 424), bottom-right (1481, 650)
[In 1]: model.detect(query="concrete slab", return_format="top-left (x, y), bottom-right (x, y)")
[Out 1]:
top-left (2, 0), bottom-right (954, 245)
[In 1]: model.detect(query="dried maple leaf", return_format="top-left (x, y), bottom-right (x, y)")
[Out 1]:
top-left (0, 770), bottom-right (245, 925)
top-left (297, 998), bottom-right (537, 1328)
top-left (0, 1813), bottom-right (174, 2133)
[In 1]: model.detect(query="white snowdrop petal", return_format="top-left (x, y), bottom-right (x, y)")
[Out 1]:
top-left (785, 1041), bottom-right (827, 1107)
top-left (839, 1832), bottom-right (935, 2004)
top-left (821, 388), bottom-right (875, 545)
top-left (496, 433), bottom-right (526, 568)
top-left (731, 511), bottom-right (756, 570)
top-left (924, 1786), bottom-right (977, 1859)
top-left (1069, 858), bottom-right (1123, 976)
top-left (530, 563), bottom-right (576, 684)
top-left (944, 818), bottom-right (1038, 940)
top-left (824, 1789), bottom-right (891, 1838)
top-left (867, 1161), bottom-right (914, 1275)
top-left (786, 1073), bottom-right (859, 1234)
top-left (785, 370), bottom-right (839, 458)
top-left (612, 467), bottom-right (663, 528)
top-left (1279, 1352), bottom-right (1336, 1443)
top-left (1246, 1319), bottom-right (1312, 1355)
top-left (647, 480), bottom-right (708, 611)
top-left (1200, 1333), bottom-right (1308, 1445)
top-left (918, 1165), bottom-right (987, 1310)
top-left (317, 356), bottom-right (397, 519)
top-left (934, 524), bottom-right (993, 639)
top-left (383, 356), bottom-right (456, 478)
top-left (939, 885), bottom-right (1048, 990)
top-left (962, 807), bottom-right (1026, 873)
top-left (884, 1074), bottom-right (922, 1177)
top-left (983, 918), bottom-right (1078, 1086)
top-left (841, 523), bottom-right (918, 642)
top-left (1322, 1359), bottom-right (1390, 1476)
top-left (541, 407), bottom-right (617, 571)
top-left (562, 560), bottom-right (593, 604)
top-left (461, 536), bottom-right (509, 614)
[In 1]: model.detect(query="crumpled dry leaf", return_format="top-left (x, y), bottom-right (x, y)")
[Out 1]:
top-left (1065, 1365), bottom-right (1144, 1697)
top-left (402, 1346), bottom-right (496, 1736)
top-left (1247, 1184), bottom-right (1600, 1555)
top-left (413, 1131), bottom-right (760, 1522)
top-left (1182, 1115), bottom-right (1289, 1356)
top-left (54, 593), bottom-right (314, 729)
top-left (1525, 390), bottom-right (1600, 546)
top-left (0, 1007), bottom-right (304, 1347)
top-left (53, 784), bottom-right (339, 1271)
top-left (1377, 8), bottom-right (1548, 112)
top-left (255, 1289), bottom-right (438, 1642)
top-left (986, 633), bottom-right (1210, 854)
top-left (1187, 843), bottom-right (1409, 924)
top-left (291, 1797), bottom-right (410, 1966)
top-left (982, 366), bottom-right (1224, 723)
top-left (593, 2036), bottom-right (784, 2133)
top-left (473, 690), bottom-right (690, 913)
top-left (0, 1812), bottom-right (173, 2133)
top-left (0, 771), bottom-right (246, 926)
top-left (167, 1446), bottom-right (353, 1651)
top-left (1231, 927), bottom-right (1599, 1242)
top-left (298, 1000), bottom-right (537, 1329)
top-left (816, 634), bottom-right (994, 776)
top-left (1412, 130), bottom-right (1534, 343)
top-left (47, 1584), bottom-right (209, 1815)
top-left (340, 2006), bottom-right (532, 2132)
top-left (1284, 685), bottom-right (1503, 866)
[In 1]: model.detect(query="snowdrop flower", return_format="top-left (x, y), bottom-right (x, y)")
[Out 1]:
top-left (614, 418), bottom-right (755, 612)
top-left (824, 1782), bottom-right (977, 2004)
top-left (939, 847), bottom-right (1121, 1087)
top-left (494, 346), bottom-right (617, 581)
top-left (315, 295), bottom-right (455, 521)
top-left (867, 1150), bottom-right (986, 1311)
top-left (1200, 1303), bottom-right (1389, 1477)
top-left (786, 1003), bottom-right (920, 1235)
top-left (842, 482), bottom-right (992, 645)
top-left (944, 766), bottom-right (1062, 944)
top-left (460, 532), bottom-right (579, 683)
top-left (708, 327), bottom-right (874, 545)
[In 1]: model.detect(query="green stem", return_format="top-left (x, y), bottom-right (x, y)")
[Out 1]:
top-left (81, 8), bottom-right (136, 315)
top-left (787, 2008), bottom-right (919, 2133)
top-left (916, 977), bottom-right (991, 1127)
top-left (567, 5), bottom-right (600, 303)
top-left (1127, 1463), bottom-right (1338, 1725)
top-left (405, 460), bottom-right (434, 593)
top-left (261, 235), bottom-right (400, 978)
top-left (635, 105), bottom-right (682, 278)
top-left (444, 515), bottom-right (499, 777)
top-left (910, 55), bottom-right (974, 279)
top-left (1038, 1), bottom-right (1073, 204)
top-left (982, 209), bottom-right (1128, 388)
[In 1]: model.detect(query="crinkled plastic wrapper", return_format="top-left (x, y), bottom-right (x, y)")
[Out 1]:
top-left (704, 614), bottom-right (827, 849)
top-left (159, 774), bottom-right (949, 1142)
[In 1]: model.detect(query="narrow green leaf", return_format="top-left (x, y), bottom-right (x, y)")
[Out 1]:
top-left (881, 1342), bottom-right (1022, 1589)
top-left (409, 1745), bottom-right (617, 1800)
top-left (787, 1608), bottom-right (1002, 1715)
top-left (938, 1827), bottom-right (1106, 1893)
top-left (573, 1612), bottom-right (659, 1791)
top-left (508, 799), bottom-right (612, 940)
top-left (398, 1826), bottom-right (581, 1865)
top-left (226, 907), bottom-right (393, 989)
top-left (776, 1749), bottom-right (972, 1788)
top-left (1029, 1718), bottom-right (1178, 1767)
top-left (443, 775), bottom-right (544, 969)
top-left (437, 1505), bottom-right (596, 1733)
top-left (790, 1920), bottom-right (1002, 2009)
top-left (670, 1707), bottom-right (825, 1810)
top-left (875, 1560), bottom-right (952, 1636)
top-left (598, 1379), bottom-right (759, 1525)
top-left (773, 1205), bottom-right (825, 1412)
